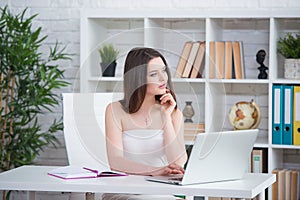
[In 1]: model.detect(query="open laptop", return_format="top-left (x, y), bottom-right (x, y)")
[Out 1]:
top-left (145, 129), bottom-right (258, 185)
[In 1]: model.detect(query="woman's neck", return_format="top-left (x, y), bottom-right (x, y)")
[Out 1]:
top-left (139, 94), bottom-right (156, 114)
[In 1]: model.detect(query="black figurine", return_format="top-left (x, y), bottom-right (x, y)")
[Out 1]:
top-left (256, 49), bottom-right (268, 79)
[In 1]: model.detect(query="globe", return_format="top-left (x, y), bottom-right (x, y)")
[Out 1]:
top-left (228, 99), bottom-right (261, 130)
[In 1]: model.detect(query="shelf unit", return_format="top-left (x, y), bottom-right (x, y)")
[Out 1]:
top-left (80, 9), bottom-right (300, 200)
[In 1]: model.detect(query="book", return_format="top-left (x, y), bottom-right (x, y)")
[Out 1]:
top-left (184, 123), bottom-right (205, 141)
top-left (224, 41), bottom-right (233, 79)
top-left (190, 41), bottom-right (206, 78)
top-left (291, 170), bottom-right (299, 200)
top-left (272, 168), bottom-right (287, 200)
top-left (285, 170), bottom-right (292, 200)
top-left (184, 123), bottom-right (205, 130)
top-left (48, 165), bottom-right (127, 180)
top-left (252, 149), bottom-right (263, 173)
top-left (251, 148), bottom-right (267, 173)
top-left (175, 42), bottom-right (193, 78)
top-left (278, 169), bottom-right (285, 200)
top-left (272, 169), bottom-right (279, 200)
top-left (239, 41), bottom-right (245, 78)
top-left (182, 42), bottom-right (200, 78)
top-left (209, 41), bottom-right (215, 78)
top-left (232, 41), bottom-right (243, 79)
top-left (215, 41), bottom-right (225, 79)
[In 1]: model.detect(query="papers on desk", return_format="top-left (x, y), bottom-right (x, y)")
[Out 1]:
top-left (48, 165), bottom-right (127, 180)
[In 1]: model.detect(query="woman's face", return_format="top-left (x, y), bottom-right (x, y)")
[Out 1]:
top-left (146, 57), bottom-right (168, 96)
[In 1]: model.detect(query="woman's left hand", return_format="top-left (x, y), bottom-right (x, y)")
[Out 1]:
top-left (150, 163), bottom-right (185, 176)
top-left (160, 90), bottom-right (176, 116)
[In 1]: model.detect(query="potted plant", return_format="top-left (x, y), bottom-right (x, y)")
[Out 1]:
top-left (0, 6), bottom-right (70, 199)
top-left (277, 32), bottom-right (300, 79)
top-left (98, 44), bottom-right (119, 77)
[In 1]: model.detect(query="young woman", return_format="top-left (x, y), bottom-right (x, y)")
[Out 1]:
top-left (104, 47), bottom-right (187, 199)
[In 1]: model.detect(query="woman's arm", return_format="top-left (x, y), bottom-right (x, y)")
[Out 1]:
top-left (159, 93), bottom-right (188, 167)
top-left (105, 102), bottom-right (184, 175)
top-left (163, 109), bottom-right (188, 166)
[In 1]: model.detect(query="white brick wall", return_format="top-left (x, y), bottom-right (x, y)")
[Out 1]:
top-left (3, 0), bottom-right (300, 199)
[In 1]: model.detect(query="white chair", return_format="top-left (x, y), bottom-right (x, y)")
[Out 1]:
top-left (62, 93), bottom-right (123, 200)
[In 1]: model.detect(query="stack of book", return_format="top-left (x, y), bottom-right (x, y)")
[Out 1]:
top-left (272, 168), bottom-right (300, 200)
top-left (209, 41), bottom-right (245, 79)
top-left (184, 123), bottom-right (205, 141)
top-left (175, 41), bottom-right (206, 78)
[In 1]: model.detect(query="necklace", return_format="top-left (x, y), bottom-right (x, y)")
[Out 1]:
top-left (145, 115), bottom-right (152, 126)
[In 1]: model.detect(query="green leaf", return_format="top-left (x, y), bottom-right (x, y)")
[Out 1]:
top-left (98, 43), bottom-right (119, 63)
top-left (277, 32), bottom-right (300, 58)
top-left (0, 5), bottom-right (71, 172)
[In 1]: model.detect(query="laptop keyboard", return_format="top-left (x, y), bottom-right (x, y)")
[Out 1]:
top-left (168, 177), bottom-right (183, 181)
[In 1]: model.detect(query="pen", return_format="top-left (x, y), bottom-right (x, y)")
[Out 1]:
top-left (83, 167), bottom-right (98, 174)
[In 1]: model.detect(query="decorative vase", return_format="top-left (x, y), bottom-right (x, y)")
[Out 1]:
top-left (284, 59), bottom-right (300, 79)
top-left (182, 101), bottom-right (195, 123)
top-left (101, 61), bottom-right (117, 77)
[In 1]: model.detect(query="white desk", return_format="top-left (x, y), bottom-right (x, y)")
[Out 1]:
top-left (0, 165), bottom-right (275, 200)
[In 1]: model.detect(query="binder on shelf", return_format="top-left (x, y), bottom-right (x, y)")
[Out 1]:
top-left (293, 86), bottom-right (300, 145)
top-left (175, 42), bottom-right (193, 78)
top-left (283, 85), bottom-right (294, 145)
top-left (182, 42), bottom-right (200, 78)
top-left (272, 85), bottom-right (284, 144)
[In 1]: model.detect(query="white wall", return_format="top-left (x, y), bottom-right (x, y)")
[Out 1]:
top-left (2, 0), bottom-right (300, 199)
top-left (6, 0), bottom-right (297, 167)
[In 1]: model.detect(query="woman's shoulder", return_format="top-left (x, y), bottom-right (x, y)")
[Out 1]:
top-left (106, 101), bottom-right (124, 112)
top-left (105, 101), bottom-right (127, 125)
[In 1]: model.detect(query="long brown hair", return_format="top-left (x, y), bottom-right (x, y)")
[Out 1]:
top-left (120, 47), bottom-right (177, 113)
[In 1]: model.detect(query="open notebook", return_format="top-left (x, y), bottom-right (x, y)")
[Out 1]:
top-left (146, 129), bottom-right (258, 185)
top-left (48, 165), bottom-right (127, 180)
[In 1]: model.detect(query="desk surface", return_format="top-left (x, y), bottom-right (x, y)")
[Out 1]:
top-left (0, 165), bottom-right (275, 199)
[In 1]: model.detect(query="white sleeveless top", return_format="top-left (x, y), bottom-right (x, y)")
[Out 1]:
top-left (102, 130), bottom-right (178, 200)
top-left (122, 129), bottom-right (168, 167)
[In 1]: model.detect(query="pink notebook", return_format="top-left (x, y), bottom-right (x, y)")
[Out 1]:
top-left (48, 165), bottom-right (127, 180)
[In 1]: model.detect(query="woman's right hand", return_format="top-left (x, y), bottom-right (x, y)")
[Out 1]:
top-left (150, 163), bottom-right (185, 176)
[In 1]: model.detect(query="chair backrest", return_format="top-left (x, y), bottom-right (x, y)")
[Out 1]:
top-left (62, 93), bottom-right (123, 170)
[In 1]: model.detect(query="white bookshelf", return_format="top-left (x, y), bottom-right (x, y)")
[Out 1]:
top-left (80, 9), bottom-right (300, 200)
